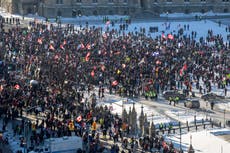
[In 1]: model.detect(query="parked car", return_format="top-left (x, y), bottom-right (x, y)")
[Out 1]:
top-left (163, 90), bottom-right (186, 100)
top-left (184, 99), bottom-right (200, 108)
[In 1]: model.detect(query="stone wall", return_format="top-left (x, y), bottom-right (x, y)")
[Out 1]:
top-left (1, 0), bottom-right (230, 18)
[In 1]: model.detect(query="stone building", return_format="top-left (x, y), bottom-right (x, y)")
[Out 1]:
top-left (1, 0), bottom-right (230, 18)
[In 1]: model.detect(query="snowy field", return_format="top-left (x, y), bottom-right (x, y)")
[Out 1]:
top-left (165, 128), bottom-right (230, 153)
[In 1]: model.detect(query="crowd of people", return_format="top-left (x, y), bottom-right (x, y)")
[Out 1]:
top-left (0, 14), bottom-right (230, 153)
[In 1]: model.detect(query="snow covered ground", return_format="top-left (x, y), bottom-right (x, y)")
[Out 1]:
top-left (165, 128), bottom-right (230, 153)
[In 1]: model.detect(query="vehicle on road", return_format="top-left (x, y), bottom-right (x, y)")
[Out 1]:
top-left (184, 99), bottom-right (200, 108)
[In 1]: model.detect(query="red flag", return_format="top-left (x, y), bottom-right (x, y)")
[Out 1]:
top-left (60, 44), bottom-right (65, 50)
top-left (85, 52), bottom-right (91, 62)
top-left (168, 34), bottom-right (174, 40)
top-left (112, 80), bottom-right (118, 86)
top-left (162, 33), bottom-right (166, 39)
top-left (179, 67), bottom-right (186, 76)
top-left (91, 70), bottom-right (95, 77)
top-left (49, 44), bottom-right (55, 51)
top-left (63, 40), bottom-right (67, 45)
top-left (156, 60), bottom-right (161, 65)
top-left (37, 38), bottom-right (42, 44)
top-left (81, 43), bottom-right (85, 49)
top-left (14, 84), bottom-right (20, 90)
top-left (0, 85), bottom-right (3, 92)
top-left (106, 20), bottom-right (110, 25)
top-left (76, 115), bottom-right (82, 122)
top-left (86, 44), bottom-right (91, 50)
top-left (182, 63), bottom-right (187, 71)
top-left (101, 65), bottom-right (105, 71)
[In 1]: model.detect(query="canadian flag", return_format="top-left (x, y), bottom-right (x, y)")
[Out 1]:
top-left (167, 34), bottom-right (174, 40)
top-left (81, 43), bottom-right (85, 49)
top-left (179, 63), bottom-right (187, 76)
top-left (0, 85), bottom-right (3, 92)
top-left (85, 52), bottom-right (91, 62)
top-left (76, 115), bottom-right (82, 122)
top-left (37, 38), bottom-right (42, 45)
top-left (101, 65), bottom-right (105, 71)
top-left (60, 44), bottom-right (65, 50)
top-left (86, 44), bottom-right (91, 50)
top-left (156, 60), bottom-right (161, 65)
top-left (14, 84), bottom-right (20, 90)
top-left (49, 44), bottom-right (55, 51)
top-left (162, 33), bottom-right (166, 39)
top-left (63, 40), bottom-right (67, 45)
top-left (91, 70), bottom-right (95, 77)
top-left (106, 20), bottom-right (110, 25)
top-left (112, 80), bottom-right (118, 86)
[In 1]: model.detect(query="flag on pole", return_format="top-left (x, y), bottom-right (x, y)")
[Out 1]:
top-left (168, 34), bottom-right (174, 40)
top-left (106, 20), bottom-right (110, 26)
top-left (0, 85), bottom-right (4, 92)
top-left (85, 52), bottom-right (91, 62)
top-left (76, 115), bottom-right (82, 122)
top-left (162, 33), bottom-right (166, 39)
top-left (60, 44), bottom-right (65, 50)
top-left (112, 80), bottom-right (118, 86)
top-left (14, 84), bottom-right (20, 90)
top-left (179, 63), bottom-right (187, 76)
top-left (91, 70), bottom-right (95, 77)
top-left (81, 43), bottom-right (85, 49)
top-left (86, 44), bottom-right (91, 50)
top-left (101, 65), bottom-right (105, 71)
top-left (49, 44), bottom-right (55, 51)
top-left (63, 40), bottom-right (67, 45)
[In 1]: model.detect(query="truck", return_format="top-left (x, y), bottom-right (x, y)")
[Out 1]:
top-left (29, 136), bottom-right (82, 153)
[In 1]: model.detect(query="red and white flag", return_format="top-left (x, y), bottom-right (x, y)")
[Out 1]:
top-left (167, 34), bottom-right (174, 40)
top-left (49, 44), bottom-right (55, 51)
top-left (162, 33), bottom-right (166, 39)
top-left (60, 44), bottom-right (65, 50)
top-left (14, 84), bottom-right (20, 90)
top-left (91, 70), bottom-right (95, 77)
top-left (112, 80), bottom-right (118, 86)
top-left (86, 44), bottom-right (91, 50)
top-left (37, 38), bottom-right (43, 45)
top-left (106, 20), bottom-right (110, 26)
top-left (76, 115), bottom-right (82, 122)
top-left (85, 52), bottom-right (91, 62)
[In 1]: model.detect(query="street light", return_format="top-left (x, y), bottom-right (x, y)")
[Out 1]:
top-left (224, 109), bottom-right (226, 128)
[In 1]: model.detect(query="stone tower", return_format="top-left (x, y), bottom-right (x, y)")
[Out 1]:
top-left (131, 103), bottom-right (137, 134)
top-left (139, 105), bottom-right (145, 135)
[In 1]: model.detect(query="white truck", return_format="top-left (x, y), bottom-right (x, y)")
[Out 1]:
top-left (29, 136), bottom-right (83, 153)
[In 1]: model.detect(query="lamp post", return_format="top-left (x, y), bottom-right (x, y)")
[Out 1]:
top-left (224, 109), bottom-right (226, 128)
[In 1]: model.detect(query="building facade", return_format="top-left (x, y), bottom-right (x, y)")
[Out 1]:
top-left (3, 0), bottom-right (230, 18)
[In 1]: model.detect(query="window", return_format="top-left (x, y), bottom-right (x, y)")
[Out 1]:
top-left (93, 0), bottom-right (98, 3)
top-left (123, 0), bottom-right (128, 3)
top-left (167, 0), bottom-right (172, 2)
top-left (222, 0), bottom-right (229, 2)
top-left (76, 0), bottom-right (82, 2)
top-left (56, 0), bottom-right (63, 4)
top-left (200, 0), bottom-right (206, 2)
top-left (108, 0), bottom-right (113, 3)
top-left (184, 0), bottom-right (189, 2)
